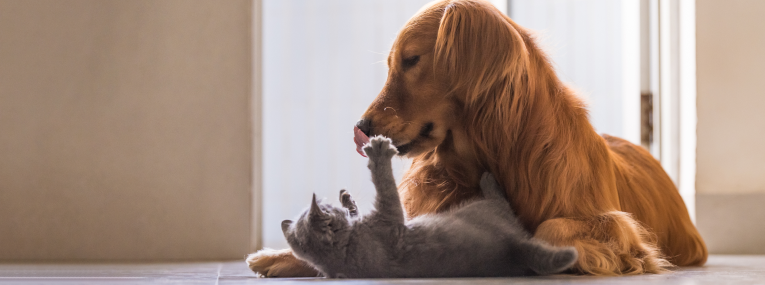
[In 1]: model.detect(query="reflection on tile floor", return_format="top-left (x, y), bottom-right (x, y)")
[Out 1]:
top-left (0, 255), bottom-right (763, 284)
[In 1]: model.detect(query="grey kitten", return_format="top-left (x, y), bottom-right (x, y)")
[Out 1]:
top-left (281, 136), bottom-right (577, 278)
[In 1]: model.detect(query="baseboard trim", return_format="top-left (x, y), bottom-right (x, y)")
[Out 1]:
top-left (697, 193), bottom-right (765, 254)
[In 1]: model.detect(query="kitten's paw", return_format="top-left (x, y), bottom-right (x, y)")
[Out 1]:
top-left (246, 248), bottom-right (319, 277)
top-left (480, 172), bottom-right (501, 192)
top-left (339, 189), bottom-right (358, 217)
top-left (363, 136), bottom-right (398, 160)
top-left (339, 189), bottom-right (351, 203)
top-left (479, 172), bottom-right (508, 200)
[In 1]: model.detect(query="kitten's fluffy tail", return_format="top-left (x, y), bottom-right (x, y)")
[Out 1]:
top-left (529, 246), bottom-right (578, 275)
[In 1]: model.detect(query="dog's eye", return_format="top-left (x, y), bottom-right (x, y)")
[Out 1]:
top-left (402, 55), bottom-right (420, 69)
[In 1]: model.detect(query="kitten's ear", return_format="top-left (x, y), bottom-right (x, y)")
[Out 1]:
top-left (281, 220), bottom-right (293, 237)
top-left (309, 193), bottom-right (324, 218)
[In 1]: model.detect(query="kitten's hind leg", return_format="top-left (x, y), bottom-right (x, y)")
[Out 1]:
top-left (339, 189), bottom-right (359, 217)
top-left (480, 172), bottom-right (507, 201)
top-left (363, 136), bottom-right (404, 225)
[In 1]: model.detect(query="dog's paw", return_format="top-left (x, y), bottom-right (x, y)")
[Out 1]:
top-left (246, 248), bottom-right (319, 278)
top-left (363, 136), bottom-right (398, 160)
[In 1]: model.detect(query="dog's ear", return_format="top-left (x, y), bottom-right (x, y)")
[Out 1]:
top-left (434, 1), bottom-right (529, 102)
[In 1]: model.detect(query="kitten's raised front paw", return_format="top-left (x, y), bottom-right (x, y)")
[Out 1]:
top-left (363, 136), bottom-right (398, 160)
top-left (246, 248), bottom-right (319, 278)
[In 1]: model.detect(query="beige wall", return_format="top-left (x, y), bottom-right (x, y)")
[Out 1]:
top-left (0, 0), bottom-right (253, 260)
top-left (696, 0), bottom-right (765, 254)
top-left (696, 0), bottom-right (765, 195)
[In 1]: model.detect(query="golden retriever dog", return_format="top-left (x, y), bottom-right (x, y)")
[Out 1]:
top-left (248, 0), bottom-right (707, 276)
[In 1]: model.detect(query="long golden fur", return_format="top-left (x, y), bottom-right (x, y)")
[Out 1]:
top-left (248, 0), bottom-right (707, 276)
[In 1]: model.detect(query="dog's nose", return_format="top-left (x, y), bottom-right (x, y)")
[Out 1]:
top-left (355, 119), bottom-right (372, 136)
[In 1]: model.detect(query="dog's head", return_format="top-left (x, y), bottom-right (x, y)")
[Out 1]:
top-left (354, 0), bottom-right (531, 157)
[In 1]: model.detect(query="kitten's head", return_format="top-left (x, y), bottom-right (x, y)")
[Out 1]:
top-left (281, 194), bottom-right (353, 263)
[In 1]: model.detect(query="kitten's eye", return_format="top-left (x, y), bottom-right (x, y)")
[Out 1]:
top-left (402, 55), bottom-right (420, 69)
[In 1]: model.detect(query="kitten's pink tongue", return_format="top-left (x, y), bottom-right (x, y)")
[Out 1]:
top-left (353, 126), bottom-right (370, 157)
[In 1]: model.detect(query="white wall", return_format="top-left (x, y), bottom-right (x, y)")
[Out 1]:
top-left (696, 0), bottom-right (765, 195)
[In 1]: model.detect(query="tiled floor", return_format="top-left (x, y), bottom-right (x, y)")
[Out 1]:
top-left (0, 255), bottom-right (763, 284)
